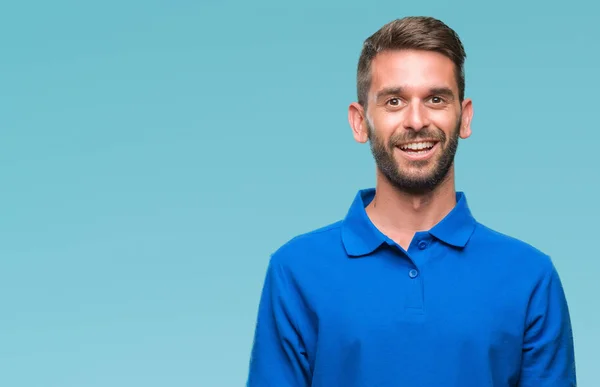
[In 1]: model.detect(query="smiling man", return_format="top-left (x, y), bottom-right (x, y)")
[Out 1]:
top-left (247, 16), bottom-right (576, 387)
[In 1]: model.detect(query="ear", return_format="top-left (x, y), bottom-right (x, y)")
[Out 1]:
top-left (459, 98), bottom-right (473, 139)
top-left (348, 102), bottom-right (369, 143)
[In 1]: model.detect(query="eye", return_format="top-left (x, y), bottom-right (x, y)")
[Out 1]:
top-left (430, 96), bottom-right (444, 104)
top-left (387, 98), bottom-right (401, 106)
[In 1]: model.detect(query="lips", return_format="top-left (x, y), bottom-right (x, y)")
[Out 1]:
top-left (398, 141), bottom-right (437, 152)
top-left (396, 141), bottom-right (440, 161)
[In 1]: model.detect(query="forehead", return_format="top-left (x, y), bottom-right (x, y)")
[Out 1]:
top-left (369, 49), bottom-right (458, 95)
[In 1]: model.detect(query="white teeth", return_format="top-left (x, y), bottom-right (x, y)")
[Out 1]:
top-left (400, 141), bottom-right (435, 150)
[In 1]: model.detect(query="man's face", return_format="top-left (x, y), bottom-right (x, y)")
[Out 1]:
top-left (353, 49), bottom-right (472, 195)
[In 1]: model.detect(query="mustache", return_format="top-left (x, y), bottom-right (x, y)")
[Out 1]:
top-left (389, 129), bottom-right (447, 146)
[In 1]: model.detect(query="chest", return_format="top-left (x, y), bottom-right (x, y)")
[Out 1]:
top-left (314, 256), bottom-right (527, 357)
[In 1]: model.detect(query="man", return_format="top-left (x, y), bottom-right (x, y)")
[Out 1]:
top-left (247, 16), bottom-right (576, 387)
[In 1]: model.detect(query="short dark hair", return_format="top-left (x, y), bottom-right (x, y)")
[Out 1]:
top-left (357, 16), bottom-right (467, 108)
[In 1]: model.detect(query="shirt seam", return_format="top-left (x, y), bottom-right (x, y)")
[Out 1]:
top-left (273, 257), bottom-right (306, 356)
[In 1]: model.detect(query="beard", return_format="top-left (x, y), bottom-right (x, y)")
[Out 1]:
top-left (367, 118), bottom-right (461, 195)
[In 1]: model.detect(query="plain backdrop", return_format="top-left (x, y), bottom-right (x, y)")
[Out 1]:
top-left (1, 1), bottom-right (598, 386)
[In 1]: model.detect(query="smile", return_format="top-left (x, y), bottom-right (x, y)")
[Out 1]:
top-left (399, 141), bottom-right (437, 151)
top-left (396, 141), bottom-right (439, 160)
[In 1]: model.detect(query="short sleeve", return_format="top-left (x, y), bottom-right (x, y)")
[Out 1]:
top-left (519, 262), bottom-right (576, 386)
top-left (246, 259), bottom-right (311, 386)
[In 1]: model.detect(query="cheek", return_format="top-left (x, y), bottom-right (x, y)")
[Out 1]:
top-left (430, 109), bottom-right (457, 124)
top-left (431, 114), bottom-right (460, 138)
top-left (369, 114), bottom-right (401, 140)
top-left (379, 112), bottom-right (403, 129)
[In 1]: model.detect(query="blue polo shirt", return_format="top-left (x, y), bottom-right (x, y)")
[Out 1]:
top-left (247, 189), bottom-right (576, 387)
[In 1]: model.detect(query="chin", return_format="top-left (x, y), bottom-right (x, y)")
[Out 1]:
top-left (397, 161), bottom-right (438, 175)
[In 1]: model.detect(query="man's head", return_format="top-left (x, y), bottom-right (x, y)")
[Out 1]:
top-left (349, 17), bottom-right (473, 195)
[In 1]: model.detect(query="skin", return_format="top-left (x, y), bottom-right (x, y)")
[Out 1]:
top-left (348, 49), bottom-right (474, 250)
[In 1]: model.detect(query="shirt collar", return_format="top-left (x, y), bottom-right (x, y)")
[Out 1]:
top-left (428, 191), bottom-right (477, 248)
top-left (341, 188), bottom-right (477, 257)
top-left (341, 189), bottom-right (387, 257)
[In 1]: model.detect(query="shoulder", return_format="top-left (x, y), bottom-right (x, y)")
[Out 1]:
top-left (268, 220), bottom-right (344, 268)
top-left (472, 222), bottom-right (555, 272)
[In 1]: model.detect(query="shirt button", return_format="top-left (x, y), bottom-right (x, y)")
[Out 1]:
top-left (418, 240), bottom-right (428, 250)
top-left (409, 269), bottom-right (419, 279)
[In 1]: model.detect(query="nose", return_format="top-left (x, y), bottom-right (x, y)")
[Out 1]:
top-left (403, 101), bottom-right (430, 131)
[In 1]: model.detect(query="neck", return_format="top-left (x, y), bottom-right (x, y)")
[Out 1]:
top-left (366, 167), bottom-right (457, 245)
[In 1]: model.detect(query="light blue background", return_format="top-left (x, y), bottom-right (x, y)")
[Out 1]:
top-left (1, 1), bottom-right (598, 386)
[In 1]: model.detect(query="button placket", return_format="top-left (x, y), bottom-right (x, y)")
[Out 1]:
top-left (404, 234), bottom-right (429, 313)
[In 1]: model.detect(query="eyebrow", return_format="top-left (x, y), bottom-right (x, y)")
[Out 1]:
top-left (375, 86), bottom-right (456, 101)
top-left (429, 87), bottom-right (455, 99)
